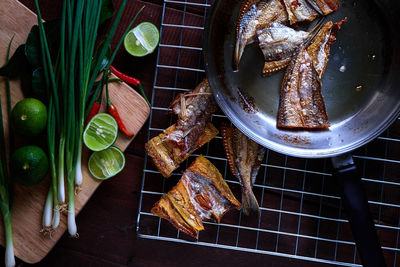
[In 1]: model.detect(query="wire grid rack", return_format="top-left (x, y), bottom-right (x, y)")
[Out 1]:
top-left (136, 1), bottom-right (400, 266)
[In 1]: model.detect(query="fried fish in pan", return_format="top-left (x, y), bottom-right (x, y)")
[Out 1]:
top-left (256, 19), bottom-right (324, 75)
top-left (307, 0), bottom-right (339, 16)
top-left (277, 45), bottom-right (330, 129)
top-left (234, 0), bottom-right (288, 70)
top-left (282, 0), bottom-right (319, 25)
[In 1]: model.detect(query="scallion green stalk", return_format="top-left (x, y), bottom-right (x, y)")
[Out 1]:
top-left (0, 34), bottom-right (15, 267)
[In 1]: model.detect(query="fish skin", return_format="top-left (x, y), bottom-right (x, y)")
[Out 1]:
top-left (306, 0), bottom-right (339, 15)
top-left (257, 19), bottom-right (325, 75)
top-left (234, 0), bottom-right (288, 70)
top-left (257, 22), bottom-right (310, 75)
top-left (277, 45), bottom-right (330, 129)
top-left (221, 124), bottom-right (266, 216)
top-left (282, 0), bottom-right (319, 25)
top-left (307, 18), bottom-right (346, 78)
top-left (164, 79), bottom-right (217, 157)
top-left (151, 156), bottom-right (241, 239)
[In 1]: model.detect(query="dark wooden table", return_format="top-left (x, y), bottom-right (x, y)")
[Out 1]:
top-left (2, 1), bottom-right (354, 266)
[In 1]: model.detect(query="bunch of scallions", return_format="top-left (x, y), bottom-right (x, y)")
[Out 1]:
top-left (34, 0), bottom-right (143, 237)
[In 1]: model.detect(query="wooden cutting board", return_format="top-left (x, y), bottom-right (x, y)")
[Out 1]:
top-left (0, 0), bottom-right (150, 263)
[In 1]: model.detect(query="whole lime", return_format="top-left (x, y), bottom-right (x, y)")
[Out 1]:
top-left (11, 98), bottom-right (47, 136)
top-left (11, 145), bottom-right (49, 186)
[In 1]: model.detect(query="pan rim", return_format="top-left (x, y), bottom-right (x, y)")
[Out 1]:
top-left (203, 0), bottom-right (400, 159)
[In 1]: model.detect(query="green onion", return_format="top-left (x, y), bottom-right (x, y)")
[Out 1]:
top-left (34, 0), bottom-right (142, 237)
top-left (0, 36), bottom-right (15, 267)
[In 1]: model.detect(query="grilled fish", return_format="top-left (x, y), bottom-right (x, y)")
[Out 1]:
top-left (257, 19), bottom-right (324, 75)
top-left (221, 124), bottom-right (266, 216)
top-left (282, 0), bottom-right (319, 25)
top-left (307, 19), bottom-right (346, 78)
top-left (277, 45), bottom-right (330, 129)
top-left (234, 0), bottom-right (288, 70)
top-left (163, 79), bottom-right (218, 157)
top-left (151, 155), bottom-right (241, 238)
top-left (307, 0), bottom-right (339, 15)
top-left (145, 79), bottom-right (219, 178)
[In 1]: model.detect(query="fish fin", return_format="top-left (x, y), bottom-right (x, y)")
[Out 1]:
top-left (304, 17), bottom-right (326, 47)
top-left (221, 124), bottom-right (240, 177)
top-left (242, 190), bottom-right (260, 216)
top-left (262, 58), bottom-right (291, 76)
top-left (234, 0), bottom-right (260, 70)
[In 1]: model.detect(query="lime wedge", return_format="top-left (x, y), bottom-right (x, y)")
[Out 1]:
top-left (83, 113), bottom-right (118, 151)
top-left (88, 146), bottom-right (126, 180)
top-left (124, 22), bottom-right (160, 57)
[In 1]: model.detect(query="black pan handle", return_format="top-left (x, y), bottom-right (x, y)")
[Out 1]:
top-left (332, 155), bottom-right (386, 267)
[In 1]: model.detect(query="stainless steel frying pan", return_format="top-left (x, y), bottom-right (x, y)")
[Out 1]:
top-left (204, 0), bottom-right (400, 266)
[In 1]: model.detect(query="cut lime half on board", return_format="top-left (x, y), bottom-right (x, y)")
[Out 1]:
top-left (88, 146), bottom-right (126, 180)
top-left (83, 113), bottom-right (118, 151)
top-left (124, 22), bottom-right (160, 57)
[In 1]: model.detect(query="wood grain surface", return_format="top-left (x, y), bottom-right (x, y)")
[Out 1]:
top-left (4, 1), bottom-right (397, 267)
top-left (0, 0), bottom-right (150, 263)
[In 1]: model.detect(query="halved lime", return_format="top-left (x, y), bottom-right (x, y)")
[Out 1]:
top-left (83, 113), bottom-right (118, 151)
top-left (124, 22), bottom-right (160, 57)
top-left (88, 146), bottom-right (126, 180)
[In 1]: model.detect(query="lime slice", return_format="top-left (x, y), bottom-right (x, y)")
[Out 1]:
top-left (83, 113), bottom-right (118, 151)
top-left (124, 22), bottom-right (160, 57)
top-left (88, 146), bottom-right (126, 180)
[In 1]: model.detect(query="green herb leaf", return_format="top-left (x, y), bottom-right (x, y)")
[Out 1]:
top-left (25, 20), bottom-right (61, 68)
top-left (32, 67), bottom-right (46, 99)
top-left (0, 45), bottom-right (29, 78)
top-left (100, 0), bottom-right (115, 25)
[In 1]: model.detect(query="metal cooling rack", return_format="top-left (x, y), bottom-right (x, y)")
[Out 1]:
top-left (136, 1), bottom-right (400, 266)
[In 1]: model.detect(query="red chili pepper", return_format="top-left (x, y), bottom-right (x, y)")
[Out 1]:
top-left (109, 65), bottom-right (150, 106)
top-left (110, 65), bottom-right (141, 86)
top-left (107, 103), bottom-right (134, 137)
top-left (85, 101), bottom-right (101, 126)
top-left (105, 78), bottom-right (134, 137)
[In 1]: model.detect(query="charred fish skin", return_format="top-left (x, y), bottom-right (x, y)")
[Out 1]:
top-left (277, 46), bottom-right (330, 129)
top-left (221, 124), bottom-right (266, 216)
top-left (234, 0), bottom-right (288, 71)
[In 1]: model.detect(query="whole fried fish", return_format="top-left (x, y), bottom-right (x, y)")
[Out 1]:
top-left (257, 19), bottom-right (324, 75)
top-left (234, 0), bottom-right (288, 70)
top-left (282, 0), bottom-right (319, 25)
top-left (221, 124), bottom-right (266, 216)
top-left (277, 45), bottom-right (329, 129)
top-left (307, 0), bottom-right (339, 15)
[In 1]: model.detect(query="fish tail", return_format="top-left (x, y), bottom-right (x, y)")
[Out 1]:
top-left (241, 190), bottom-right (260, 216)
top-left (233, 37), bottom-right (242, 71)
